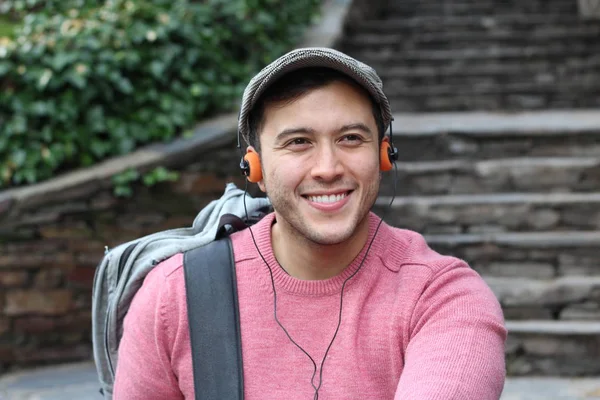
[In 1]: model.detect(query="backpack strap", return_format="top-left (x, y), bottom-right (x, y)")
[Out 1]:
top-left (183, 238), bottom-right (244, 400)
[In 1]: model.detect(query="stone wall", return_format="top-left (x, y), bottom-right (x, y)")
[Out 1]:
top-left (0, 115), bottom-right (252, 373)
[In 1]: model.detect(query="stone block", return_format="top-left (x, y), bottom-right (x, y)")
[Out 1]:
top-left (461, 243), bottom-right (502, 261)
top-left (13, 316), bottom-right (56, 334)
top-left (424, 207), bottom-right (456, 224)
top-left (558, 253), bottom-right (600, 276)
top-left (38, 223), bottom-right (93, 239)
top-left (90, 191), bottom-right (120, 210)
top-left (487, 262), bottom-right (555, 279)
top-left (4, 290), bottom-right (73, 316)
top-left (74, 292), bottom-right (92, 309)
top-left (467, 225), bottom-right (506, 234)
top-left (14, 311), bottom-right (90, 334)
top-left (67, 266), bottom-right (96, 289)
top-left (561, 302), bottom-right (600, 320)
top-left (480, 139), bottom-right (533, 158)
top-left (0, 253), bottom-right (75, 270)
top-left (171, 172), bottom-right (229, 195)
top-left (0, 271), bottom-right (29, 287)
top-left (413, 173), bottom-right (452, 194)
top-left (502, 307), bottom-right (553, 320)
top-left (0, 318), bottom-right (10, 335)
top-left (444, 136), bottom-right (479, 155)
top-left (14, 343), bottom-right (92, 364)
top-left (425, 225), bottom-right (462, 234)
top-left (579, 0), bottom-right (600, 18)
top-left (526, 209), bottom-right (560, 230)
top-left (34, 269), bottom-right (64, 289)
top-left (488, 276), bottom-right (600, 307)
top-left (527, 249), bottom-right (558, 262)
top-left (448, 175), bottom-right (483, 194)
top-left (562, 208), bottom-right (600, 229)
top-left (522, 336), bottom-right (589, 356)
top-left (512, 169), bottom-right (581, 191)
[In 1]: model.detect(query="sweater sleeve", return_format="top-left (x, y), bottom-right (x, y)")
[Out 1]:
top-left (394, 262), bottom-right (507, 400)
top-left (113, 256), bottom-right (184, 400)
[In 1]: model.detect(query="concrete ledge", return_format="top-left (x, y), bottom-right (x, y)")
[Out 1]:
top-left (393, 110), bottom-right (600, 136)
top-left (507, 320), bottom-right (600, 335)
top-left (388, 157), bottom-right (600, 176)
top-left (301, 0), bottom-right (352, 48)
top-left (0, 114), bottom-right (238, 215)
top-left (375, 192), bottom-right (600, 207)
top-left (424, 231), bottom-right (600, 247)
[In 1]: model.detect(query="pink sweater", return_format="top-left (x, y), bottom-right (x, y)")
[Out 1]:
top-left (114, 212), bottom-right (506, 399)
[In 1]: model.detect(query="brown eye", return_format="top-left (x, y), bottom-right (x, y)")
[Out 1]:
top-left (287, 138), bottom-right (310, 147)
top-left (342, 134), bottom-right (363, 144)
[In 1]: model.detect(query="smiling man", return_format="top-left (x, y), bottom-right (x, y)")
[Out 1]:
top-left (114, 48), bottom-right (507, 399)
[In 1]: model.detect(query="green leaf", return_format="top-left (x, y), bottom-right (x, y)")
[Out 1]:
top-left (0, 0), bottom-right (321, 189)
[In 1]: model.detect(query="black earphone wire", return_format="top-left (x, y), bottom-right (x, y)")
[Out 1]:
top-left (240, 127), bottom-right (399, 399)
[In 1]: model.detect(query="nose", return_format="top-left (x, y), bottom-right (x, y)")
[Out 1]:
top-left (310, 144), bottom-right (344, 182)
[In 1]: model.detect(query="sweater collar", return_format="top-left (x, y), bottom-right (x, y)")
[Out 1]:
top-left (248, 212), bottom-right (388, 296)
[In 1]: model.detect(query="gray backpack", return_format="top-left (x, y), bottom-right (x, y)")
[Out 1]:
top-left (91, 183), bottom-right (271, 399)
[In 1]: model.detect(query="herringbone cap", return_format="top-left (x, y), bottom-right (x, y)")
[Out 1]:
top-left (238, 47), bottom-right (392, 145)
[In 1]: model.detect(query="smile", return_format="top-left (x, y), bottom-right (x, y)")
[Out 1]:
top-left (307, 193), bottom-right (348, 204)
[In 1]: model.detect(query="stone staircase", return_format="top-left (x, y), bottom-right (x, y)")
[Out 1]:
top-left (341, 0), bottom-right (600, 111)
top-left (371, 113), bottom-right (600, 376)
top-left (338, 0), bottom-right (600, 376)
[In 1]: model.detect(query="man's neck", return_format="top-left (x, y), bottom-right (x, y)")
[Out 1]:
top-left (271, 215), bottom-right (371, 280)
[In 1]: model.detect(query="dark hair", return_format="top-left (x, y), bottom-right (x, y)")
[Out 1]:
top-left (247, 67), bottom-right (385, 152)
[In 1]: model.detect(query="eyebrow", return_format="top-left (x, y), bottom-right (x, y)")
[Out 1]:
top-left (275, 127), bottom-right (317, 143)
top-left (339, 123), bottom-right (373, 135)
top-left (274, 123), bottom-right (373, 143)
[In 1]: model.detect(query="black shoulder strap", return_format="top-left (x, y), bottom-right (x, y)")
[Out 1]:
top-left (183, 238), bottom-right (244, 400)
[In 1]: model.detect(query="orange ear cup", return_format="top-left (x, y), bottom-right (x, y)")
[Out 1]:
top-left (243, 151), bottom-right (263, 183)
top-left (380, 141), bottom-right (393, 171)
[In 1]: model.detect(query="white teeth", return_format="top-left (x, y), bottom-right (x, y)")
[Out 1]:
top-left (308, 193), bottom-right (347, 204)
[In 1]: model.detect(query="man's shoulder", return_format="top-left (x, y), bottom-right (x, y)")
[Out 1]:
top-left (379, 223), bottom-right (468, 276)
top-left (145, 252), bottom-right (185, 284)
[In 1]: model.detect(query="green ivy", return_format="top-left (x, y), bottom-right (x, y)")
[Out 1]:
top-left (0, 0), bottom-right (320, 189)
top-left (111, 166), bottom-right (179, 197)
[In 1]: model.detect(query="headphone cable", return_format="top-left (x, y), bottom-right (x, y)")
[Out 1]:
top-left (242, 160), bottom-right (398, 399)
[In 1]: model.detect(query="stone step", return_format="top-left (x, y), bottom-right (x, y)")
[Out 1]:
top-left (375, 57), bottom-right (600, 81)
top-left (390, 110), bottom-right (600, 160)
top-left (378, 157), bottom-right (600, 195)
top-left (389, 95), bottom-right (600, 113)
top-left (383, 79), bottom-right (600, 111)
top-left (348, 44), bottom-right (600, 67)
top-left (409, 230), bottom-right (600, 278)
top-left (346, 26), bottom-right (600, 49)
top-left (352, 15), bottom-right (594, 33)
top-left (484, 276), bottom-right (600, 320)
top-left (385, 0), bottom-right (578, 18)
top-left (384, 75), bottom-right (600, 97)
top-left (373, 192), bottom-right (600, 233)
top-left (506, 320), bottom-right (600, 376)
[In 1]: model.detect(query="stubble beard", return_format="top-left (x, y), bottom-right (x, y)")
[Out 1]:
top-left (265, 178), bottom-right (380, 246)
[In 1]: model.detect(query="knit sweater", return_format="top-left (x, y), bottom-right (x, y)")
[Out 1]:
top-left (114, 212), bottom-right (506, 399)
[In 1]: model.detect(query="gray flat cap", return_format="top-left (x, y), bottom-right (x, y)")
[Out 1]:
top-left (238, 47), bottom-right (392, 146)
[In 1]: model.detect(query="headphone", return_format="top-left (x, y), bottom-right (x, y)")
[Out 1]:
top-left (238, 118), bottom-right (398, 182)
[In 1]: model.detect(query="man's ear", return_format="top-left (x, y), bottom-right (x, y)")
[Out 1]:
top-left (246, 146), bottom-right (266, 192)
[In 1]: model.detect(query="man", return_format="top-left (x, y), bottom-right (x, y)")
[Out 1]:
top-left (114, 48), bottom-right (506, 399)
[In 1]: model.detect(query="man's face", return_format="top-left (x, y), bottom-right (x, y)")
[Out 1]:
top-left (255, 80), bottom-right (381, 245)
